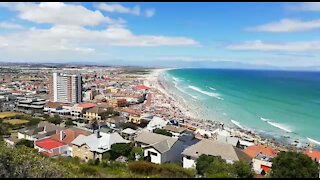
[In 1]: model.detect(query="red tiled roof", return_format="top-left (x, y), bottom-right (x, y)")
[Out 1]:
top-left (36, 138), bottom-right (66, 150)
top-left (50, 128), bottom-right (91, 145)
top-left (133, 84), bottom-right (150, 90)
top-left (304, 150), bottom-right (320, 162)
top-left (119, 108), bottom-right (142, 115)
top-left (244, 144), bottom-right (278, 158)
top-left (105, 77), bottom-right (112, 80)
top-left (46, 101), bottom-right (63, 108)
top-left (77, 103), bottom-right (97, 109)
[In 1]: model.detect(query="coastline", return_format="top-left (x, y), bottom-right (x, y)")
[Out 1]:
top-left (144, 68), bottom-right (306, 152)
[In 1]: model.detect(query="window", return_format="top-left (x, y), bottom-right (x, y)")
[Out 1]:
top-left (150, 151), bottom-right (158, 156)
top-left (186, 156), bottom-right (191, 160)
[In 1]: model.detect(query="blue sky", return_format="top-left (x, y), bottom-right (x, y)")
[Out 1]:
top-left (0, 2), bottom-right (320, 68)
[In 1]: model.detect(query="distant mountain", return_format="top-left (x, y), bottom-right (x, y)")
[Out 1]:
top-left (1, 60), bottom-right (319, 71)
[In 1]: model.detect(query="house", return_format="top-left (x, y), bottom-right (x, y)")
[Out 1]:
top-left (18, 121), bottom-right (65, 141)
top-left (244, 144), bottom-right (278, 176)
top-left (163, 125), bottom-right (187, 138)
top-left (34, 138), bottom-right (69, 157)
top-left (49, 127), bottom-right (92, 156)
top-left (244, 144), bottom-right (278, 159)
top-left (108, 98), bottom-right (127, 108)
top-left (121, 128), bottom-right (137, 141)
top-left (134, 131), bottom-right (186, 164)
top-left (71, 102), bottom-right (97, 118)
top-left (252, 154), bottom-right (274, 175)
top-left (83, 106), bottom-right (109, 121)
top-left (71, 130), bottom-right (130, 162)
top-left (182, 139), bottom-right (251, 169)
top-left (43, 101), bottom-right (71, 115)
top-left (145, 116), bottom-right (168, 132)
top-left (216, 135), bottom-right (241, 148)
top-left (106, 116), bottom-right (127, 128)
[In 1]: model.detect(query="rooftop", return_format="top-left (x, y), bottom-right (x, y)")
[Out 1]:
top-left (36, 138), bottom-right (66, 150)
top-left (304, 149), bottom-right (320, 162)
top-left (244, 144), bottom-right (278, 159)
top-left (182, 139), bottom-right (251, 162)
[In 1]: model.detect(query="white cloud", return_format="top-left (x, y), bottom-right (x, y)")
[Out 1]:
top-left (96, 3), bottom-right (140, 15)
top-left (227, 40), bottom-right (320, 52)
top-left (96, 3), bottom-right (155, 18)
top-left (246, 19), bottom-right (320, 32)
top-left (145, 9), bottom-right (155, 18)
top-left (0, 22), bottom-right (25, 30)
top-left (0, 25), bottom-right (198, 57)
top-left (1, 2), bottom-right (124, 26)
top-left (287, 2), bottom-right (320, 11)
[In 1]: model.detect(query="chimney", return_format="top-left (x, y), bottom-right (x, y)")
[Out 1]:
top-left (60, 130), bottom-right (65, 141)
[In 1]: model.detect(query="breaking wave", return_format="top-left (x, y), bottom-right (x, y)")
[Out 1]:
top-left (208, 87), bottom-right (216, 91)
top-left (188, 85), bottom-right (223, 100)
top-left (307, 137), bottom-right (320, 145)
top-left (231, 119), bottom-right (244, 129)
top-left (260, 117), bottom-right (293, 133)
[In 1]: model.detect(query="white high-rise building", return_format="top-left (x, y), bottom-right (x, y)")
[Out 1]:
top-left (49, 73), bottom-right (82, 103)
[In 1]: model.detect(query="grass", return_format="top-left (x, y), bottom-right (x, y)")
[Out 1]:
top-left (3, 119), bottom-right (30, 125)
top-left (0, 112), bottom-right (21, 119)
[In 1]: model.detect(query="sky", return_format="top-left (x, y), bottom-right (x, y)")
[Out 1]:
top-left (0, 2), bottom-right (320, 68)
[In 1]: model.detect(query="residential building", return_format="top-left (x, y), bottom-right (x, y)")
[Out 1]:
top-left (134, 131), bottom-right (186, 164)
top-left (71, 102), bottom-right (97, 118)
top-left (252, 154), bottom-right (274, 175)
top-left (182, 139), bottom-right (251, 169)
top-left (146, 116), bottom-right (168, 132)
top-left (15, 97), bottom-right (46, 114)
top-left (121, 128), bottom-right (137, 141)
top-left (83, 106), bottom-right (109, 121)
top-left (108, 98), bottom-right (127, 108)
top-left (244, 144), bottom-right (278, 159)
top-left (18, 121), bottom-right (65, 141)
top-left (34, 138), bottom-right (69, 157)
top-left (163, 125), bottom-right (187, 138)
top-left (49, 73), bottom-right (82, 103)
top-left (71, 131), bottom-right (130, 161)
top-left (244, 144), bottom-right (278, 176)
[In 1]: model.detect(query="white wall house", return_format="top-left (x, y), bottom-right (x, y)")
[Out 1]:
top-left (135, 131), bottom-right (186, 164)
top-left (182, 139), bottom-right (251, 169)
top-left (252, 156), bottom-right (273, 175)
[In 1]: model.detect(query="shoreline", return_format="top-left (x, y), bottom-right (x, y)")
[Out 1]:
top-left (144, 68), bottom-right (314, 152)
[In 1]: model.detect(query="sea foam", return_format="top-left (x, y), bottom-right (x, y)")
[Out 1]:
top-left (208, 87), bottom-right (216, 91)
top-left (260, 117), bottom-right (293, 133)
top-left (307, 137), bottom-right (320, 145)
top-left (175, 84), bottom-right (198, 100)
top-left (188, 85), bottom-right (223, 100)
top-left (231, 119), bottom-right (244, 129)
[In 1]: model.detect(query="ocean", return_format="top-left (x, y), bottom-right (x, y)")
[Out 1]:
top-left (162, 68), bottom-right (320, 148)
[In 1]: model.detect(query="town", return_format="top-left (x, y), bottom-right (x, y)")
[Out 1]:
top-left (0, 63), bottom-right (319, 178)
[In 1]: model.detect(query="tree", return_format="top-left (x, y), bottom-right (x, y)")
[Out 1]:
top-left (129, 146), bottom-right (144, 161)
top-left (0, 143), bottom-right (70, 178)
top-left (110, 143), bottom-right (133, 160)
top-left (196, 154), bottom-right (217, 176)
top-left (231, 160), bottom-right (254, 178)
top-left (153, 128), bottom-right (172, 137)
top-left (16, 139), bottom-right (34, 148)
top-left (48, 115), bottom-right (62, 125)
top-left (65, 119), bottom-right (75, 127)
top-left (270, 151), bottom-right (319, 178)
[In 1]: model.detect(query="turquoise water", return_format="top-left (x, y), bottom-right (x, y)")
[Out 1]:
top-left (164, 68), bottom-right (320, 147)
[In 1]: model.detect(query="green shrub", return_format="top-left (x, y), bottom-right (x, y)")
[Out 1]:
top-left (128, 161), bottom-right (159, 175)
